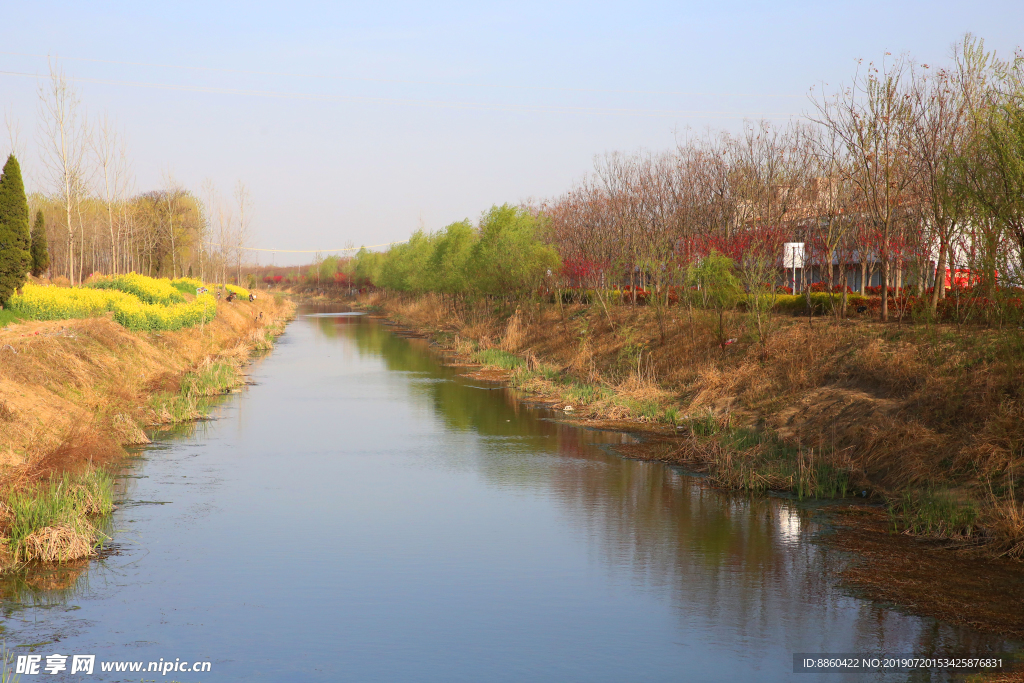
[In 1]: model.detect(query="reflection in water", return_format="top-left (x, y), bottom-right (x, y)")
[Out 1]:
top-left (307, 306), bottom-right (1020, 676)
top-left (0, 303), bottom-right (1015, 682)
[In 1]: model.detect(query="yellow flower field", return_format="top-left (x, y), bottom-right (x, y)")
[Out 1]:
top-left (87, 272), bottom-right (186, 305)
top-left (11, 282), bottom-right (217, 332)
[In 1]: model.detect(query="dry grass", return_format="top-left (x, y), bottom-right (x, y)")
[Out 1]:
top-left (20, 524), bottom-right (95, 563)
top-left (499, 309), bottom-right (525, 352)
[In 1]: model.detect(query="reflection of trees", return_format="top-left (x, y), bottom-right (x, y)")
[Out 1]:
top-left (322, 314), bottom-right (1019, 664)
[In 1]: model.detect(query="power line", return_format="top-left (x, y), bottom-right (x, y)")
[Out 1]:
top-left (0, 50), bottom-right (805, 99)
top-left (0, 69), bottom-right (801, 119)
top-left (204, 240), bottom-right (406, 254)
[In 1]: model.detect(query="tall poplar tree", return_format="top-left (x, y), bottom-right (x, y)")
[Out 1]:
top-left (30, 210), bottom-right (50, 277)
top-left (0, 154), bottom-right (30, 307)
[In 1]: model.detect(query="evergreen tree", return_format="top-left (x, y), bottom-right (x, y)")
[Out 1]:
top-left (30, 210), bottom-right (50, 277)
top-left (0, 155), bottom-right (30, 307)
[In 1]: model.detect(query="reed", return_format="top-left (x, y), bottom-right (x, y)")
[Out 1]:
top-left (149, 360), bottom-right (240, 424)
top-left (4, 469), bottom-right (114, 563)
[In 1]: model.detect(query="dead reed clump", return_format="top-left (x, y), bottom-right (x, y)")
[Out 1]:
top-left (524, 351), bottom-right (540, 372)
top-left (108, 412), bottom-right (150, 446)
top-left (568, 337), bottom-right (594, 377)
top-left (451, 335), bottom-right (476, 357)
top-left (0, 400), bottom-right (14, 422)
top-left (20, 524), bottom-right (95, 563)
top-left (500, 310), bottom-right (525, 352)
top-left (984, 502), bottom-right (1024, 559)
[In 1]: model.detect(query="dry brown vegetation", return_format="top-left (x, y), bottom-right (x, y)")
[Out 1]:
top-left (0, 293), bottom-right (293, 566)
top-left (1, 294), bottom-right (290, 468)
top-left (370, 291), bottom-right (1024, 557)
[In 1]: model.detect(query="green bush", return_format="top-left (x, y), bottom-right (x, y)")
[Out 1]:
top-left (774, 292), bottom-right (868, 315)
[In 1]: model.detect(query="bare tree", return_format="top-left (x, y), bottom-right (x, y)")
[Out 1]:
top-left (813, 55), bottom-right (920, 321)
top-left (161, 171), bottom-right (184, 278)
top-left (807, 122), bottom-right (858, 313)
top-left (91, 114), bottom-right (131, 274)
top-left (233, 181), bottom-right (252, 285)
top-left (37, 60), bottom-right (90, 285)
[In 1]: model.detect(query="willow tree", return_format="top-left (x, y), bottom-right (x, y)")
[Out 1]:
top-left (468, 204), bottom-right (560, 300)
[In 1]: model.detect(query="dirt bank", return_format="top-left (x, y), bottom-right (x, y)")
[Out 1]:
top-left (0, 293), bottom-right (294, 566)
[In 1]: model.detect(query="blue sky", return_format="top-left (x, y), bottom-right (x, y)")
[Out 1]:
top-left (1, 1), bottom-right (1021, 264)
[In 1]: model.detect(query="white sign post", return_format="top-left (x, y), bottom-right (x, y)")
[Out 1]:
top-left (783, 243), bottom-right (804, 293)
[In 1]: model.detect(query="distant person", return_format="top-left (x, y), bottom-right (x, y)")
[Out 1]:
top-left (248, 292), bottom-right (256, 302)
top-left (226, 291), bottom-right (236, 302)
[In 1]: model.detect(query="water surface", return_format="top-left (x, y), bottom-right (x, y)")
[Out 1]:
top-left (1, 304), bottom-right (1016, 682)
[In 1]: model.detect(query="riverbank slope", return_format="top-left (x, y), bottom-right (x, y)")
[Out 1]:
top-left (0, 293), bottom-right (294, 565)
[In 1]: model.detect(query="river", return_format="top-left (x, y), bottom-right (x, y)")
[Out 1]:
top-left (1, 304), bottom-right (1017, 682)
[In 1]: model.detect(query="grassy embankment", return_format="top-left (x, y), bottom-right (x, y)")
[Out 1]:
top-left (0, 276), bottom-right (294, 569)
top-left (362, 291), bottom-right (1024, 560)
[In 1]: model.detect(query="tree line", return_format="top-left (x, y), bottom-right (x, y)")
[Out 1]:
top-left (542, 35), bottom-right (1024, 322)
top-left (345, 35), bottom-right (1023, 327)
top-left (347, 204), bottom-right (559, 300)
top-left (2, 62), bottom-right (253, 289)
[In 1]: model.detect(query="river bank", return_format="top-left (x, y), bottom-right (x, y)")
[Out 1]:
top-left (349, 290), bottom-right (1024, 642)
top-left (0, 292), bottom-right (295, 568)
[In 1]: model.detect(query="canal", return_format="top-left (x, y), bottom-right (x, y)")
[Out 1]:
top-left (1, 305), bottom-right (1015, 681)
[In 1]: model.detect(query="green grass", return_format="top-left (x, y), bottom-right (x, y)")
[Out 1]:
top-left (0, 309), bottom-right (23, 327)
top-left (474, 348), bottom-right (524, 370)
top-left (150, 361), bottom-right (240, 423)
top-left (6, 469), bottom-right (114, 561)
top-left (683, 410), bottom-right (721, 437)
top-left (620, 397), bottom-right (660, 420)
top-left (562, 382), bottom-right (613, 405)
top-left (679, 422), bottom-right (856, 500)
top-left (888, 489), bottom-right (979, 538)
top-left (184, 361), bottom-right (237, 395)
